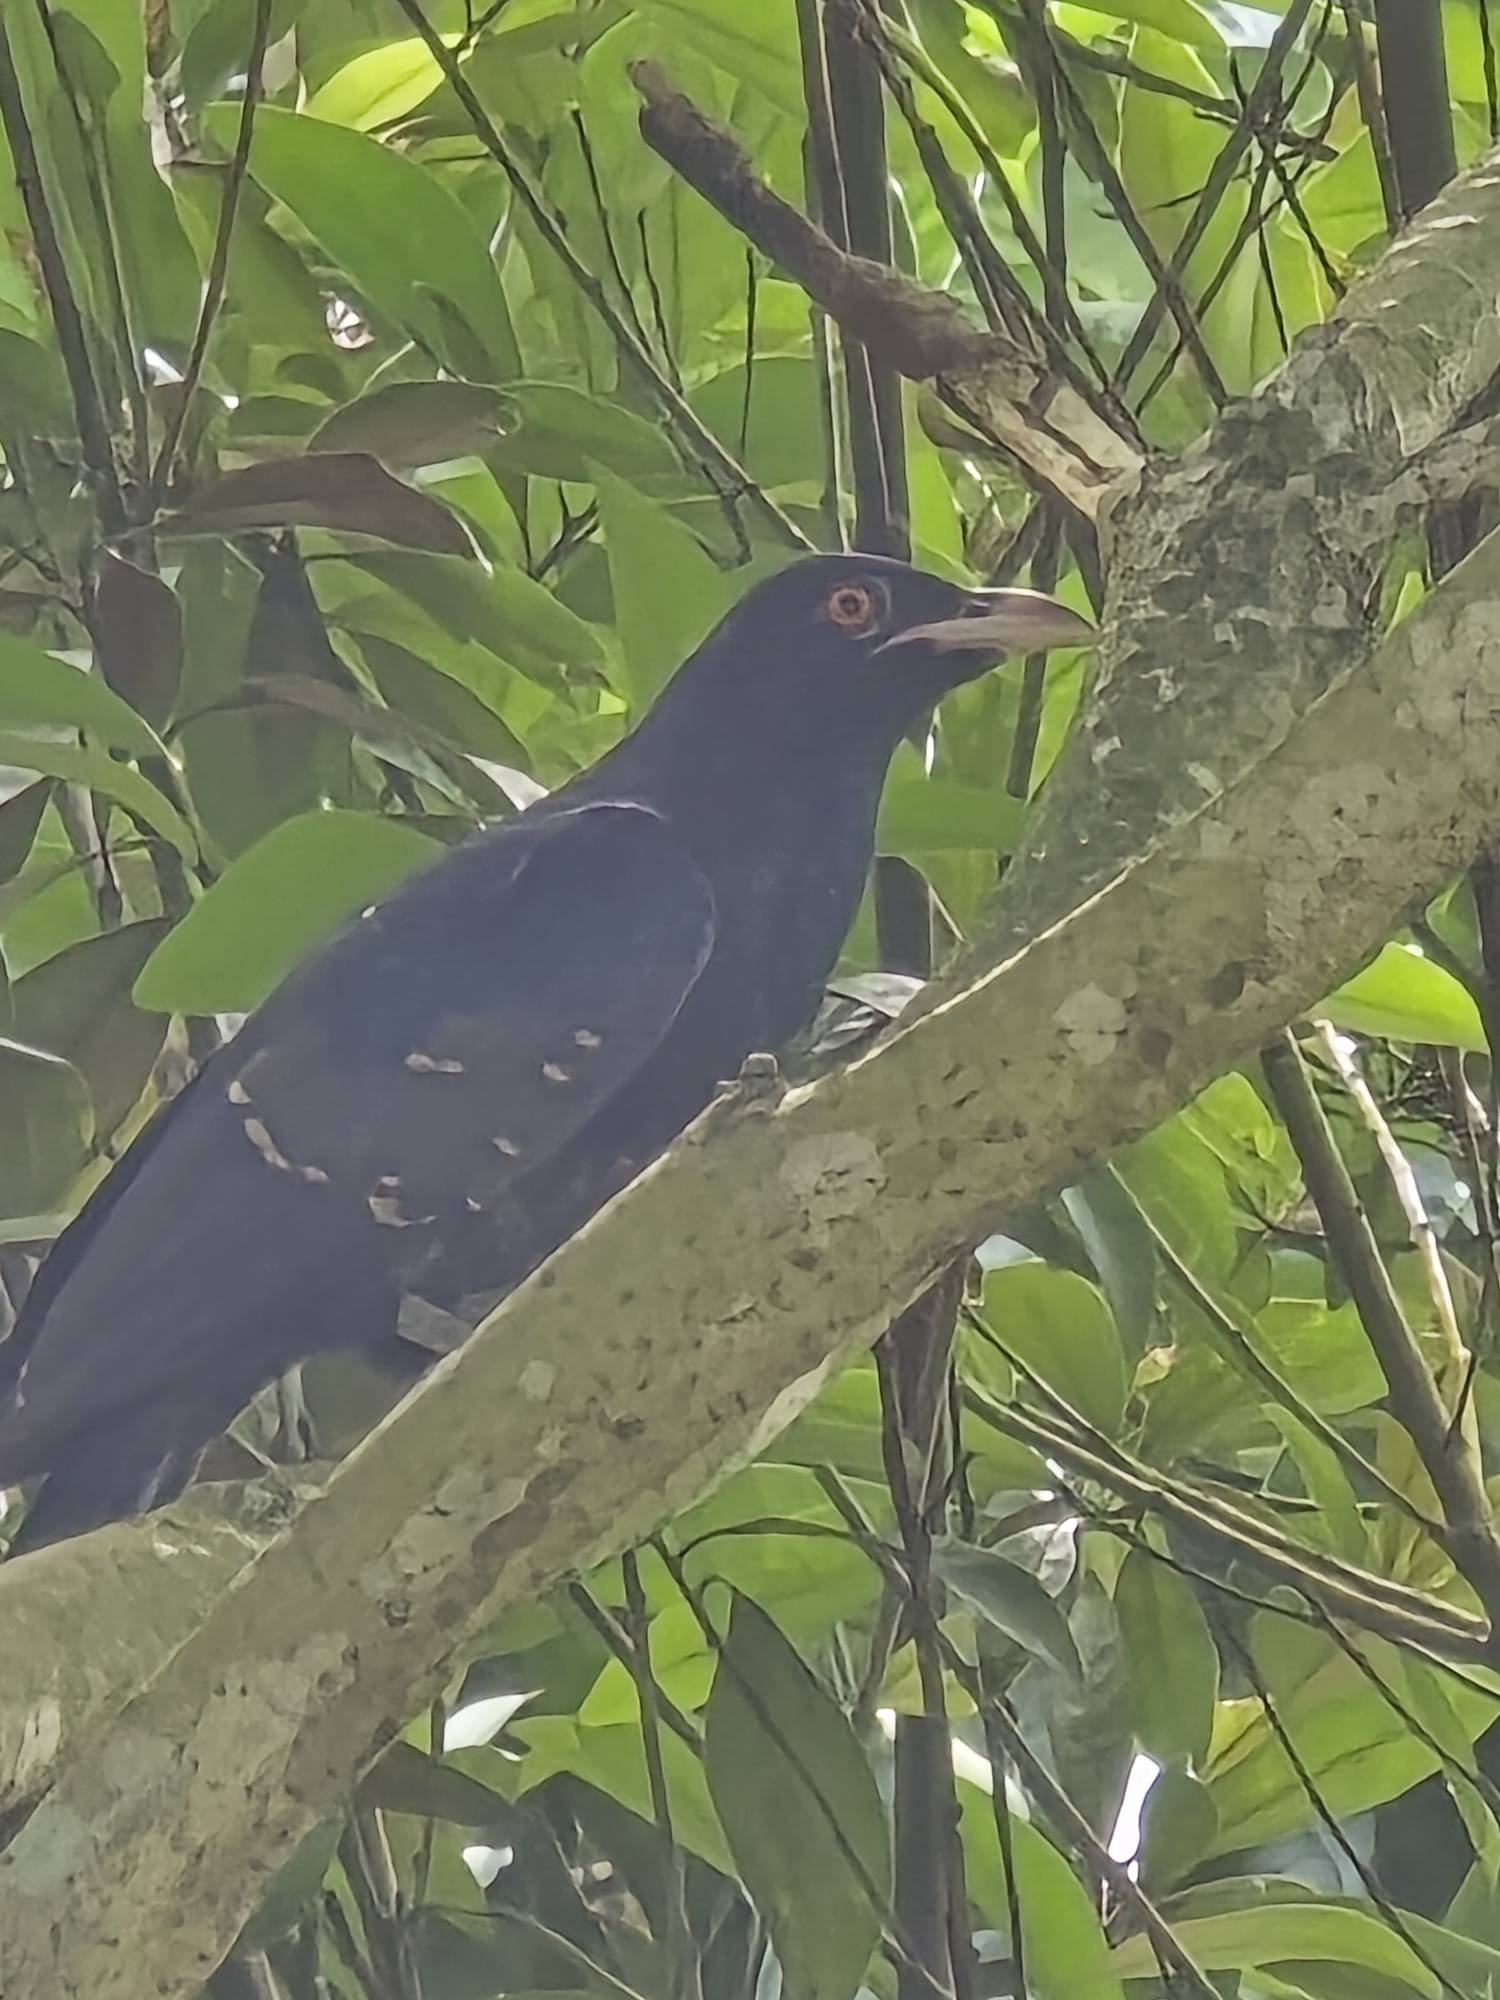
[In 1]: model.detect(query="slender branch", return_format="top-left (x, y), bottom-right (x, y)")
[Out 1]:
top-left (151, 0), bottom-right (274, 503)
top-left (1260, 1033), bottom-right (1500, 1656)
top-left (1374, 0), bottom-right (1458, 218)
top-left (630, 59), bottom-right (1140, 517)
top-left (963, 1387), bottom-right (1491, 1666)
top-left (0, 11), bottom-right (123, 531)
top-left (622, 1551), bottom-right (701, 2000)
top-left (1110, 0), bottom-right (1317, 403)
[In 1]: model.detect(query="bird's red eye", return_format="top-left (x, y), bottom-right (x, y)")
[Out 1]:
top-left (825, 583), bottom-right (880, 634)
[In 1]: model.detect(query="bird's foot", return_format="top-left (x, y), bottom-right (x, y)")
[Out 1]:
top-left (727, 1050), bottom-right (787, 1114)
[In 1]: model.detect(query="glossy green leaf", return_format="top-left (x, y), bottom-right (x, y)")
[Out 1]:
top-left (934, 1539), bottom-right (1082, 1677)
top-left (1109, 1901), bottom-right (1441, 1996)
top-left (0, 634), bottom-right (164, 755)
top-left (705, 1592), bottom-right (888, 2000)
top-left (1322, 942), bottom-right (1486, 1050)
top-left (93, 554), bottom-right (185, 730)
top-left (980, 1262), bottom-right (1128, 1434)
top-left (1114, 1549), bottom-right (1219, 1766)
top-left (134, 810), bottom-right (442, 1014)
top-left (0, 736), bottom-right (195, 859)
top-left (877, 776), bottom-right (1026, 856)
top-left (594, 469), bottom-right (740, 705)
top-left (304, 34), bottom-right (453, 129)
top-left (13, 920), bottom-right (170, 1137)
top-left (0, 1035), bottom-right (92, 1216)
top-left (207, 103), bottom-right (519, 380)
top-left (308, 381), bottom-right (511, 468)
top-left (957, 1777), bottom-right (1125, 2000)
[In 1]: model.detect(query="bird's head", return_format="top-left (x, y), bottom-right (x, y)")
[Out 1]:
top-left (673, 552), bottom-right (1096, 745)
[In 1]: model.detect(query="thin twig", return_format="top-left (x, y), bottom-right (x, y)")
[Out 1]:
top-left (0, 10), bottom-right (123, 530)
top-left (1262, 1031), bottom-right (1500, 1659)
top-left (622, 1551), bottom-right (702, 2000)
top-left (152, 0), bottom-right (274, 503)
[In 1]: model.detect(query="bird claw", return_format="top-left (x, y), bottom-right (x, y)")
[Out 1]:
top-left (726, 1050), bottom-right (785, 1112)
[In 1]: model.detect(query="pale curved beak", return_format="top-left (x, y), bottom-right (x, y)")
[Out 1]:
top-left (882, 587), bottom-right (1097, 657)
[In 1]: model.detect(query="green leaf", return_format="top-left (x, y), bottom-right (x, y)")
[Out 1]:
top-left (308, 381), bottom-right (512, 469)
top-left (1114, 1549), bottom-right (1219, 1767)
top-left (979, 1263), bottom-right (1128, 1434)
top-left (957, 1777), bottom-right (1125, 2000)
top-left (553, 1725), bottom-right (734, 1877)
top-left (637, 0), bottom-right (804, 114)
top-left (234, 1818), bottom-right (342, 1955)
top-left (491, 382), bottom-right (681, 482)
top-left (359, 1741), bottom-right (512, 1826)
top-left (1138, 1765), bottom-right (1219, 1892)
top-left (134, 810), bottom-right (443, 1014)
top-left (1109, 1901), bottom-right (1441, 1997)
top-left (704, 1592), bottom-right (888, 2000)
top-left (877, 776), bottom-right (1026, 856)
top-left (165, 455), bottom-right (478, 555)
top-left (206, 103), bottom-right (519, 381)
top-left (0, 1035), bottom-right (92, 1217)
top-left (0, 736), bottom-right (195, 860)
top-left (594, 469), bottom-right (739, 705)
top-left (349, 551), bottom-right (604, 686)
top-left (304, 34), bottom-right (454, 129)
top-left (933, 1539), bottom-right (1082, 1677)
top-left (0, 633), bottom-right (164, 755)
top-left (1322, 942), bottom-right (1486, 1050)
top-left (93, 553), bottom-right (185, 730)
top-left (12, 920), bottom-right (170, 1137)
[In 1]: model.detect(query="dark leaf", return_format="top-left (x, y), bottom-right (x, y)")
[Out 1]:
top-left (0, 1035), bottom-right (92, 1217)
top-left (933, 1539), bottom-right (1082, 1678)
top-left (93, 553), bottom-right (185, 729)
top-left (0, 782), bottom-right (53, 885)
top-left (162, 454), bottom-right (478, 555)
top-left (309, 381), bottom-right (511, 469)
top-left (358, 1741), bottom-right (513, 1828)
top-left (12, 920), bottom-right (170, 1136)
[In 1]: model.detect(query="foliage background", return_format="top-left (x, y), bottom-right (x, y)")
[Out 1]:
top-left (4, 2), bottom-right (1500, 1997)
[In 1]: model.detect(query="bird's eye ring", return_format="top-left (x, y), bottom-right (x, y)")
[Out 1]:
top-left (824, 582), bottom-right (881, 635)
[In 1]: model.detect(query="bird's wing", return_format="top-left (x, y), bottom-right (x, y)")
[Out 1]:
top-left (0, 802), bottom-right (716, 1469)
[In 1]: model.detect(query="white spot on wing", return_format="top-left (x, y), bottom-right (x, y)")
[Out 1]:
top-left (367, 1177), bottom-right (433, 1228)
top-left (573, 1028), bottom-right (603, 1049)
top-left (406, 1051), bottom-right (464, 1074)
top-left (541, 1061), bottom-right (571, 1084)
top-left (242, 1115), bottom-right (328, 1183)
top-left (227, 1077), bottom-right (250, 1105)
top-left (493, 1136), bottom-right (522, 1158)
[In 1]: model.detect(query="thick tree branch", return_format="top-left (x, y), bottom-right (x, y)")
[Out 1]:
top-left (987, 140), bottom-right (1500, 950)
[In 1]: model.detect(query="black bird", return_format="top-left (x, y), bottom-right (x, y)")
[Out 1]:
top-left (0, 554), bottom-right (1091, 1549)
